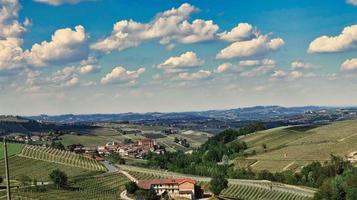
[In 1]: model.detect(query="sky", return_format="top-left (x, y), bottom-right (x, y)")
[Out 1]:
top-left (1, 0), bottom-right (357, 115)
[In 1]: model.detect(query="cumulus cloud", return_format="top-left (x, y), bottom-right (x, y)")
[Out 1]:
top-left (177, 70), bottom-right (212, 81)
top-left (218, 23), bottom-right (257, 42)
top-left (0, 0), bottom-right (29, 70)
top-left (341, 58), bottom-right (357, 71)
top-left (216, 59), bottom-right (276, 74)
top-left (91, 3), bottom-right (219, 53)
top-left (271, 70), bottom-right (287, 79)
top-left (289, 70), bottom-right (303, 80)
top-left (33, 0), bottom-right (94, 6)
top-left (240, 65), bottom-right (275, 77)
top-left (216, 35), bottom-right (284, 59)
top-left (308, 25), bottom-right (357, 53)
top-left (101, 66), bottom-right (145, 84)
top-left (158, 51), bottom-right (204, 71)
top-left (291, 61), bottom-right (314, 70)
top-left (51, 66), bottom-right (80, 87)
top-left (25, 25), bottom-right (89, 67)
top-left (78, 56), bottom-right (100, 74)
top-left (347, 0), bottom-right (357, 6)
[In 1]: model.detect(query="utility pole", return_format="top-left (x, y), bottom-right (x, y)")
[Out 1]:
top-left (4, 137), bottom-right (11, 200)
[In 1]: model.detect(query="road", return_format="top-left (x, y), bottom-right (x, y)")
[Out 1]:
top-left (101, 161), bottom-right (118, 173)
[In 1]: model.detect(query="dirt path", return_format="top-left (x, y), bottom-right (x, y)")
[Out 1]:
top-left (338, 133), bottom-right (357, 142)
top-left (283, 161), bottom-right (295, 171)
top-left (120, 190), bottom-right (134, 200)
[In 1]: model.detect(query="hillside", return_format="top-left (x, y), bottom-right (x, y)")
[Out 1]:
top-left (236, 120), bottom-right (357, 172)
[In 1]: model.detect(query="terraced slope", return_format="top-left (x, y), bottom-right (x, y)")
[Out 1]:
top-left (0, 172), bottom-right (129, 200)
top-left (235, 120), bottom-right (357, 172)
top-left (19, 145), bottom-right (106, 171)
top-left (119, 165), bottom-right (315, 200)
top-left (0, 156), bottom-right (98, 181)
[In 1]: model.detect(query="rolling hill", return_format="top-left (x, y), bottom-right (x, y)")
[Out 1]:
top-left (235, 120), bottom-right (357, 172)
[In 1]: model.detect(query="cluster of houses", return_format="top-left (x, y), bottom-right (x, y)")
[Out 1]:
top-left (70, 138), bottom-right (165, 161)
top-left (13, 135), bottom-right (49, 143)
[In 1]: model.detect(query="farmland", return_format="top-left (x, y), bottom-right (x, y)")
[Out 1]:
top-left (19, 145), bottom-right (106, 171)
top-left (0, 172), bottom-right (129, 200)
top-left (0, 143), bottom-right (23, 159)
top-left (0, 156), bottom-right (99, 181)
top-left (120, 165), bottom-right (315, 200)
top-left (235, 120), bottom-right (357, 172)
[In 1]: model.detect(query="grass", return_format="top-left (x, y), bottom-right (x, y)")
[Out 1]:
top-left (0, 172), bottom-right (129, 200)
top-left (235, 120), bottom-right (357, 172)
top-left (0, 156), bottom-right (99, 181)
top-left (0, 143), bottom-right (23, 159)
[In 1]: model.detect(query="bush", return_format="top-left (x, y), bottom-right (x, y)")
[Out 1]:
top-left (49, 169), bottom-right (68, 189)
top-left (125, 181), bottom-right (138, 194)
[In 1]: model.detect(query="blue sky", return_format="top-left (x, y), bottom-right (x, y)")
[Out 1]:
top-left (1, 0), bottom-right (357, 115)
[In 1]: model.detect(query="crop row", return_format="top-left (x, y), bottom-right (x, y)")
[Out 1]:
top-left (19, 145), bottom-right (106, 171)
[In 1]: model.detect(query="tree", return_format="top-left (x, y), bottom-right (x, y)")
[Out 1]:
top-left (51, 141), bottom-right (65, 150)
top-left (18, 175), bottom-right (31, 188)
top-left (262, 143), bottom-right (267, 151)
top-left (49, 169), bottom-right (68, 189)
top-left (125, 181), bottom-right (138, 194)
top-left (106, 154), bottom-right (125, 165)
top-left (209, 175), bottom-right (228, 196)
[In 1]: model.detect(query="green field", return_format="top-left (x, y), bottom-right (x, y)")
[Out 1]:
top-left (0, 143), bottom-right (23, 159)
top-left (19, 145), bottom-right (106, 171)
top-left (0, 156), bottom-right (98, 181)
top-left (0, 172), bottom-right (129, 200)
top-left (121, 165), bottom-right (315, 200)
top-left (236, 120), bottom-right (357, 172)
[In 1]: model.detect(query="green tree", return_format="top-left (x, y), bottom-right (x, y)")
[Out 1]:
top-left (125, 181), bottom-right (138, 194)
top-left (106, 154), bottom-right (125, 164)
top-left (209, 175), bottom-right (228, 196)
top-left (51, 141), bottom-right (65, 150)
top-left (49, 169), bottom-right (68, 189)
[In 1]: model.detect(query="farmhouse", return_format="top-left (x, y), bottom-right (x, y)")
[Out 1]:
top-left (347, 151), bottom-right (357, 163)
top-left (137, 178), bottom-right (198, 200)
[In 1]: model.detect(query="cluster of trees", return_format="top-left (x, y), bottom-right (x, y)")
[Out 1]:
top-left (145, 122), bottom-right (265, 177)
top-left (105, 153), bottom-right (125, 165)
top-left (125, 182), bottom-right (158, 200)
top-left (173, 137), bottom-right (190, 148)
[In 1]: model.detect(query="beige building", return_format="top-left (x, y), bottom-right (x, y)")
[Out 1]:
top-left (137, 178), bottom-right (197, 200)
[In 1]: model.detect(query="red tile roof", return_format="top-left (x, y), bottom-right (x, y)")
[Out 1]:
top-left (137, 178), bottom-right (196, 190)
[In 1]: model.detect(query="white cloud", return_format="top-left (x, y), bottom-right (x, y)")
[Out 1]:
top-left (291, 61), bottom-right (314, 70)
top-left (0, 0), bottom-right (28, 70)
top-left (216, 35), bottom-right (284, 59)
top-left (51, 66), bottom-right (79, 87)
top-left (158, 51), bottom-right (204, 71)
top-left (177, 70), bottom-right (212, 81)
top-left (341, 58), bottom-right (357, 71)
top-left (78, 56), bottom-right (100, 74)
top-left (101, 66), bottom-right (145, 84)
top-left (0, 38), bottom-right (25, 70)
top-left (347, 0), bottom-right (357, 6)
top-left (218, 23), bottom-right (256, 42)
top-left (289, 70), bottom-right (303, 80)
top-left (271, 70), bottom-right (287, 78)
top-left (240, 65), bottom-right (275, 77)
top-left (33, 0), bottom-right (94, 6)
top-left (25, 25), bottom-right (89, 67)
top-left (216, 59), bottom-right (276, 74)
top-left (91, 3), bottom-right (219, 53)
top-left (308, 25), bottom-right (357, 53)
top-left (0, 0), bottom-right (27, 38)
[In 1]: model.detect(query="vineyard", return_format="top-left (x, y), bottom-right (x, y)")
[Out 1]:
top-left (19, 145), bottom-right (106, 171)
top-left (0, 156), bottom-right (98, 181)
top-left (0, 172), bottom-right (130, 200)
top-left (120, 165), bottom-right (315, 200)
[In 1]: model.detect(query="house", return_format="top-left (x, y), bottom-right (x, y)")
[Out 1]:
top-left (138, 138), bottom-right (156, 149)
top-left (30, 135), bottom-right (41, 142)
top-left (137, 178), bottom-right (198, 200)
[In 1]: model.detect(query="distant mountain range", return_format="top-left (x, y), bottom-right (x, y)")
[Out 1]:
top-left (27, 106), bottom-right (325, 123)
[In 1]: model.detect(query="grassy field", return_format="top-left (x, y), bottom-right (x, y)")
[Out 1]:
top-left (235, 120), bottom-right (357, 172)
top-left (0, 172), bottom-right (129, 200)
top-left (0, 143), bottom-right (23, 159)
top-left (0, 156), bottom-right (99, 181)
